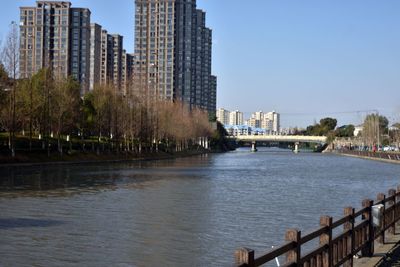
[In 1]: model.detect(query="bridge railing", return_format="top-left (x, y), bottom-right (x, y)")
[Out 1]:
top-left (235, 186), bottom-right (400, 267)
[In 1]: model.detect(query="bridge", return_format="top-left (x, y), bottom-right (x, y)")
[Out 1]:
top-left (229, 135), bottom-right (327, 152)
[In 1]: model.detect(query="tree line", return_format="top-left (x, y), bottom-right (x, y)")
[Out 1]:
top-left (0, 66), bottom-right (213, 157)
top-left (299, 114), bottom-right (400, 148)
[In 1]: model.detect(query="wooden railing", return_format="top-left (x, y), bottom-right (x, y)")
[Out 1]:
top-left (337, 150), bottom-right (400, 162)
top-left (235, 186), bottom-right (400, 267)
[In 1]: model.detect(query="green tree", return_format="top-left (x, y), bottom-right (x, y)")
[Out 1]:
top-left (305, 117), bottom-right (337, 136)
top-left (335, 125), bottom-right (355, 138)
top-left (320, 118), bottom-right (337, 133)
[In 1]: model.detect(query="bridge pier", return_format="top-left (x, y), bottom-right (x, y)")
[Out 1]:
top-left (251, 141), bottom-right (258, 152)
top-left (294, 142), bottom-right (299, 153)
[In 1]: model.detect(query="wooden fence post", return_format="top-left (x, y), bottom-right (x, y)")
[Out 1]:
top-left (396, 186), bottom-right (400, 224)
top-left (389, 189), bottom-right (396, 234)
top-left (320, 216), bottom-right (333, 267)
top-left (235, 248), bottom-right (255, 267)
top-left (361, 199), bottom-right (374, 257)
top-left (377, 193), bottom-right (386, 244)
top-left (343, 207), bottom-right (354, 267)
top-left (285, 228), bottom-right (301, 265)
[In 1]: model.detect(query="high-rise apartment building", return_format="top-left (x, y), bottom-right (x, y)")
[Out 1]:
top-left (70, 7), bottom-right (90, 93)
top-left (20, 1), bottom-right (90, 94)
top-left (89, 25), bottom-right (128, 93)
top-left (210, 75), bottom-right (217, 116)
top-left (122, 51), bottom-right (135, 95)
top-left (133, 0), bottom-right (216, 114)
top-left (134, 0), bottom-right (175, 100)
top-left (111, 34), bottom-right (123, 89)
top-left (89, 23), bottom-right (102, 91)
top-left (100, 29), bottom-right (113, 86)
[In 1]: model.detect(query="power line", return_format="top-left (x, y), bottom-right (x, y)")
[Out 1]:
top-left (239, 109), bottom-right (381, 116)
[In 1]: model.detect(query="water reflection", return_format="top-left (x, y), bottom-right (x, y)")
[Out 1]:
top-left (0, 218), bottom-right (64, 229)
top-left (0, 155), bottom-right (211, 196)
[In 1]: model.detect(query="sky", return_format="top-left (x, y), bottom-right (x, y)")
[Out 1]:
top-left (1, 0), bottom-right (399, 128)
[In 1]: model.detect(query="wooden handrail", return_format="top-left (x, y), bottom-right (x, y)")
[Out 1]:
top-left (300, 226), bottom-right (328, 244)
top-left (253, 241), bottom-right (296, 266)
top-left (332, 214), bottom-right (352, 228)
top-left (234, 186), bottom-right (400, 267)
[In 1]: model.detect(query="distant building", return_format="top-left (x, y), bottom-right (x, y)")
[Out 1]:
top-left (229, 110), bottom-right (244, 126)
top-left (89, 23), bottom-right (102, 91)
top-left (354, 125), bottom-right (363, 137)
top-left (89, 25), bottom-right (129, 93)
top-left (216, 108), bottom-right (230, 125)
top-left (20, 1), bottom-right (91, 94)
top-left (99, 29), bottom-right (113, 86)
top-left (247, 117), bottom-right (260, 128)
top-left (225, 125), bottom-right (251, 136)
top-left (273, 112), bottom-right (280, 133)
top-left (122, 52), bottom-right (135, 95)
top-left (133, 0), bottom-right (216, 113)
top-left (261, 117), bottom-right (273, 133)
top-left (20, 2), bottom-right (129, 94)
top-left (254, 111), bottom-right (264, 121)
top-left (251, 128), bottom-right (265, 135)
top-left (281, 127), bottom-right (302, 135)
top-left (111, 34), bottom-right (123, 90)
top-left (265, 111), bottom-right (280, 133)
top-left (209, 76), bottom-right (217, 118)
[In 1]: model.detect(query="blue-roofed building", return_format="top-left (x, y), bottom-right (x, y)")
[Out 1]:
top-left (251, 128), bottom-right (266, 135)
top-left (225, 125), bottom-right (251, 136)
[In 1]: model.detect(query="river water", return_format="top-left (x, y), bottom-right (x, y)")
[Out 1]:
top-left (1, 148), bottom-right (400, 267)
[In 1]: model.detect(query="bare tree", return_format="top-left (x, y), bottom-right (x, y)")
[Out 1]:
top-left (2, 21), bottom-right (19, 157)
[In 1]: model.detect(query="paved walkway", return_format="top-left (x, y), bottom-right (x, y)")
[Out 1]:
top-left (354, 230), bottom-right (400, 267)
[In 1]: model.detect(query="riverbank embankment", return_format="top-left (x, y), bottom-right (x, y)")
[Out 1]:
top-left (0, 149), bottom-right (210, 167)
top-left (332, 150), bottom-right (400, 165)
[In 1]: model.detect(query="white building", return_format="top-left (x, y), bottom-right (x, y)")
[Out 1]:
top-left (353, 125), bottom-right (363, 137)
top-left (247, 117), bottom-right (260, 128)
top-left (262, 117), bottom-right (273, 132)
top-left (265, 111), bottom-right (280, 133)
top-left (254, 111), bottom-right (264, 121)
top-left (216, 108), bottom-right (230, 125)
top-left (273, 112), bottom-right (280, 133)
top-left (229, 110), bottom-right (244, 126)
top-left (225, 125), bottom-right (251, 136)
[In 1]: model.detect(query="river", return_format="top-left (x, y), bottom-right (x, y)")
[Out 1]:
top-left (1, 148), bottom-right (400, 266)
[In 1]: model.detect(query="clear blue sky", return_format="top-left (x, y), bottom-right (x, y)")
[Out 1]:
top-left (1, 0), bottom-right (400, 127)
